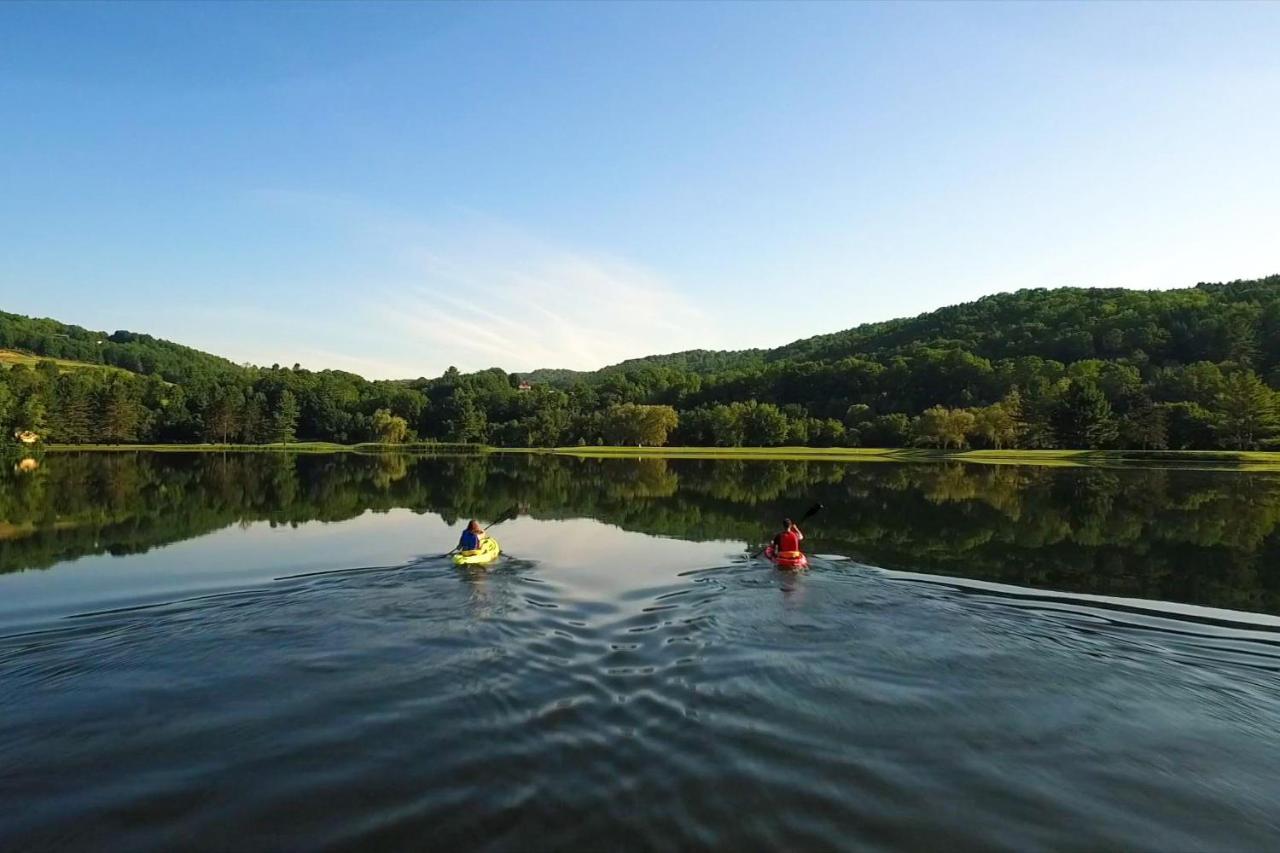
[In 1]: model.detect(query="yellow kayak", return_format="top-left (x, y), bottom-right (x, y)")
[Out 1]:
top-left (452, 537), bottom-right (501, 566)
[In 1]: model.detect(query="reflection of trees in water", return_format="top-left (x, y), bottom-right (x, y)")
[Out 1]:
top-left (371, 454), bottom-right (410, 490)
top-left (3, 453), bottom-right (1280, 613)
top-left (824, 464), bottom-right (1280, 613)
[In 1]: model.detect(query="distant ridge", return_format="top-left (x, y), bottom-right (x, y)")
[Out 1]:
top-left (4, 274), bottom-right (1280, 452)
top-left (528, 275), bottom-right (1280, 382)
top-left (7, 275), bottom-right (1280, 384)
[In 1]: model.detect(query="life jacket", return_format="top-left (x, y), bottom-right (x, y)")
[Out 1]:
top-left (459, 530), bottom-right (481, 551)
top-left (777, 529), bottom-right (801, 554)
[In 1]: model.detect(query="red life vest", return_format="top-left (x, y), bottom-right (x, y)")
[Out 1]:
top-left (777, 530), bottom-right (800, 553)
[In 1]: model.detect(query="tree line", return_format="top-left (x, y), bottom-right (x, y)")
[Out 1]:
top-left (3, 274), bottom-right (1280, 450)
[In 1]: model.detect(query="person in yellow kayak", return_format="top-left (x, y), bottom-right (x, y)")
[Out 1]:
top-left (458, 519), bottom-right (487, 552)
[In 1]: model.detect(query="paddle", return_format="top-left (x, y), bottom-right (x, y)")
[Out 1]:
top-left (752, 502), bottom-right (824, 558)
top-left (439, 505), bottom-right (520, 558)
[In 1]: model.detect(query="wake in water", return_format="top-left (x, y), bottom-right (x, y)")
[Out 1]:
top-left (3, 552), bottom-right (1280, 851)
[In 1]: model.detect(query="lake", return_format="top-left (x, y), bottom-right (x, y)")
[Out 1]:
top-left (2, 452), bottom-right (1280, 850)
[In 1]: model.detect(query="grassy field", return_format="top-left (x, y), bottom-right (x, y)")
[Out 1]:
top-left (537, 445), bottom-right (1280, 468)
top-left (36, 441), bottom-right (1280, 468)
top-left (0, 348), bottom-right (129, 374)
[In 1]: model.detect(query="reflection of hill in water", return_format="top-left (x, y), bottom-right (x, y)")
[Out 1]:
top-left (3, 452), bottom-right (1280, 613)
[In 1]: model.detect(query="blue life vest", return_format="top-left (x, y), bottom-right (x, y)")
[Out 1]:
top-left (459, 530), bottom-right (481, 551)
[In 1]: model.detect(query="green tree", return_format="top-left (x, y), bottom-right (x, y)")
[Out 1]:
top-left (235, 392), bottom-right (262, 443)
top-left (98, 375), bottom-right (144, 443)
top-left (972, 392), bottom-right (1023, 450)
top-left (17, 395), bottom-right (48, 439)
top-left (809, 418), bottom-right (847, 447)
top-left (1052, 382), bottom-right (1117, 449)
top-left (0, 375), bottom-right (15, 439)
top-left (1214, 371), bottom-right (1279, 449)
top-left (1118, 394), bottom-right (1168, 450)
top-left (861, 413), bottom-right (912, 447)
top-left (50, 373), bottom-right (96, 443)
top-left (1162, 402), bottom-right (1216, 450)
top-left (708, 405), bottom-right (745, 447)
top-left (740, 401), bottom-right (788, 446)
top-left (204, 387), bottom-right (244, 444)
top-left (912, 406), bottom-right (975, 449)
top-left (270, 390), bottom-right (300, 443)
top-left (785, 418), bottom-right (810, 446)
top-left (371, 408), bottom-right (410, 443)
top-left (601, 403), bottom-right (678, 446)
top-left (441, 390), bottom-right (487, 443)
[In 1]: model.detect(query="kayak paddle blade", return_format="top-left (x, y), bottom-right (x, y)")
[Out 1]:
top-left (487, 505), bottom-right (520, 529)
top-left (799, 502), bottom-right (824, 523)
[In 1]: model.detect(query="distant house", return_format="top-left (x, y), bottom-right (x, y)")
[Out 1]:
top-left (518, 381), bottom-right (533, 392)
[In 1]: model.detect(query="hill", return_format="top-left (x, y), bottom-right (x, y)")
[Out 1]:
top-left (3, 274), bottom-right (1280, 451)
top-left (572, 276), bottom-right (1280, 381)
top-left (0, 310), bottom-right (246, 386)
top-left (521, 368), bottom-right (589, 386)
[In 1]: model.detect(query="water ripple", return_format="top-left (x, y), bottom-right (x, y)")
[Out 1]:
top-left (3, 556), bottom-right (1280, 851)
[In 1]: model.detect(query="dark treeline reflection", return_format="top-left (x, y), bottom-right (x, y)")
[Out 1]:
top-left (4, 452), bottom-right (1280, 613)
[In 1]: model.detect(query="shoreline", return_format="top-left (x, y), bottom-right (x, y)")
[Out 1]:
top-left (38, 441), bottom-right (484, 454)
top-left (539, 445), bottom-right (1280, 469)
top-left (32, 442), bottom-right (1280, 468)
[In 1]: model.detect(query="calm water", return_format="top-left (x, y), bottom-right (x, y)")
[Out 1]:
top-left (2, 452), bottom-right (1280, 850)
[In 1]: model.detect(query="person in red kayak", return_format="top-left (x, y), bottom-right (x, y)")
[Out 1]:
top-left (772, 517), bottom-right (804, 557)
top-left (458, 519), bottom-right (487, 551)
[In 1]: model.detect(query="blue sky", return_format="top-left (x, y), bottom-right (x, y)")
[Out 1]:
top-left (3, 1), bottom-right (1278, 378)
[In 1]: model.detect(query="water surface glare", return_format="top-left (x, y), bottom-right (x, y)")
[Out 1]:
top-left (3, 453), bottom-right (1280, 850)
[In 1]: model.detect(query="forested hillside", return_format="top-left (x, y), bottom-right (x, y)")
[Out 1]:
top-left (3, 275), bottom-right (1280, 451)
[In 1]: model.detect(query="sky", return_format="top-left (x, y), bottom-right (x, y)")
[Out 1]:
top-left (2, 1), bottom-right (1279, 379)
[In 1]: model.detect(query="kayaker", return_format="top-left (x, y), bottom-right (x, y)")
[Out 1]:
top-left (458, 519), bottom-right (487, 551)
top-left (772, 517), bottom-right (804, 556)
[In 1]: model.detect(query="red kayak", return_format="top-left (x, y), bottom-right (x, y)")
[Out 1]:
top-left (764, 545), bottom-right (809, 570)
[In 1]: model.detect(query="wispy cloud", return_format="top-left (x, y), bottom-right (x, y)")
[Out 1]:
top-left (244, 191), bottom-right (729, 377)
top-left (384, 234), bottom-right (719, 373)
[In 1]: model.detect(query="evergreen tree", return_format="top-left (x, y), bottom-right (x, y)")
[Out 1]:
top-left (240, 392), bottom-right (268, 443)
top-left (1162, 402), bottom-right (1216, 450)
top-left (1214, 371), bottom-right (1279, 449)
top-left (1052, 382), bottom-right (1117, 449)
top-left (0, 374), bottom-right (15, 438)
top-left (1118, 394), bottom-right (1168, 450)
top-left (270, 390), bottom-right (300, 443)
top-left (98, 376), bottom-right (143, 443)
top-left (204, 387), bottom-right (244, 444)
top-left (51, 373), bottom-right (95, 443)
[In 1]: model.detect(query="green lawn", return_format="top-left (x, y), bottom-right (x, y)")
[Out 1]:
top-left (537, 445), bottom-right (1280, 468)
